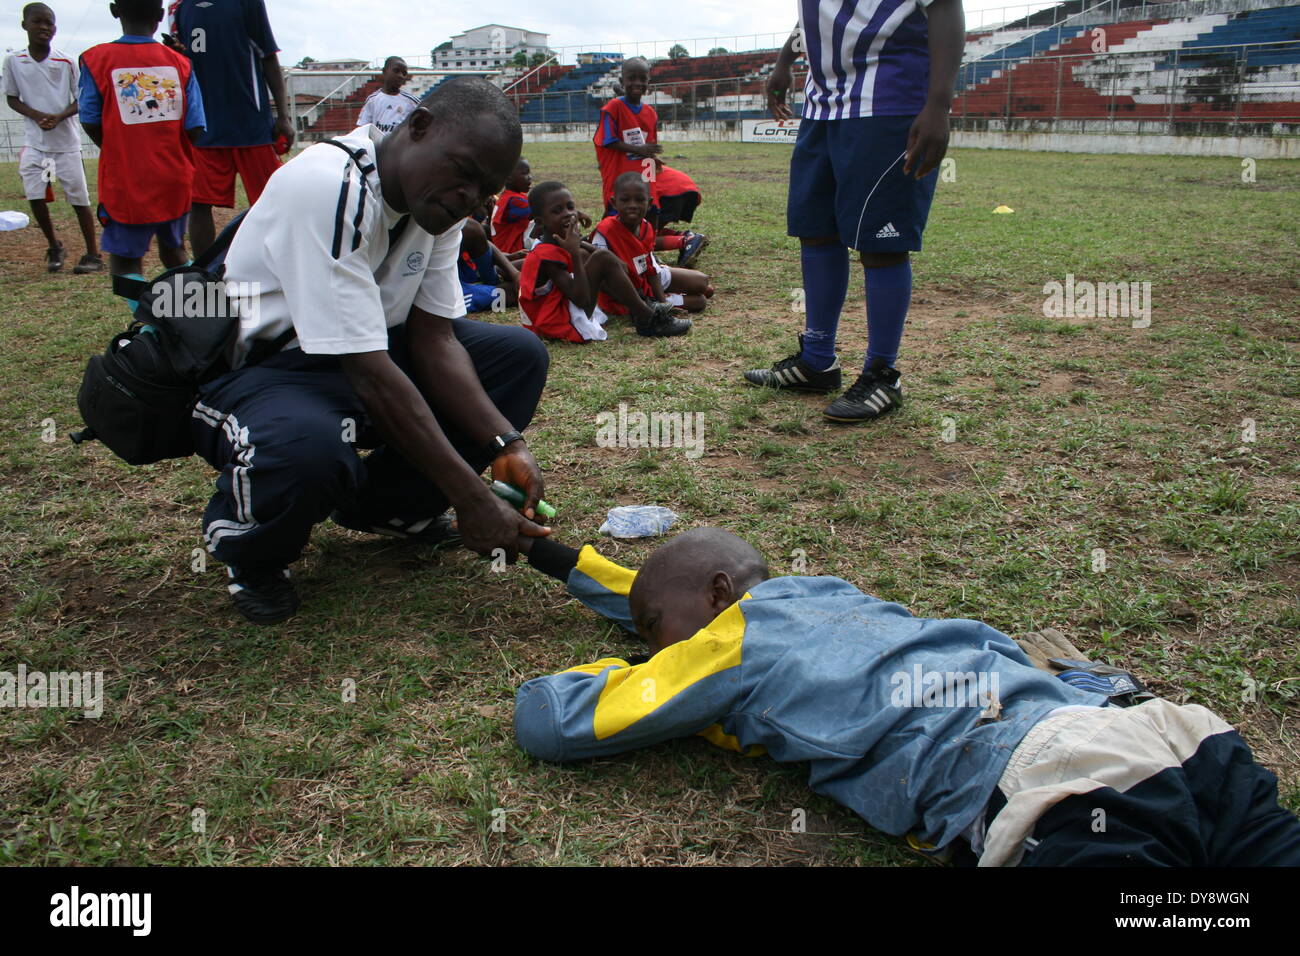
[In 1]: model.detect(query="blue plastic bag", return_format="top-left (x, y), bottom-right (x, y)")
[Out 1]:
top-left (599, 505), bottom-right (679, 539)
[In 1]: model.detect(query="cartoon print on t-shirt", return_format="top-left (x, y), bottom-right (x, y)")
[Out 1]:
top-left (111, 66), bottom-right (181, 124)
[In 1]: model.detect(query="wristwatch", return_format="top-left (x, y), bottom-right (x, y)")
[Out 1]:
top-left (485, 430), bottom-right (524, 459)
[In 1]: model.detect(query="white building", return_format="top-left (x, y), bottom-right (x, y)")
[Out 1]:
top-left (432, 24), bottom-right (549, 70)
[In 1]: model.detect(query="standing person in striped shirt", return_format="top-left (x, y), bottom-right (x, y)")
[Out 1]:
top-left (745, 0), bottom-right (965, 423)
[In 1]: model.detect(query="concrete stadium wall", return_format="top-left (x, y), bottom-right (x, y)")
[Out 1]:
top-left (520, 121), bottom-right (1299, 158)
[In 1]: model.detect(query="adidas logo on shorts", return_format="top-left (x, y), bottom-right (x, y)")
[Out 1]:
top-left (875, 222), bottom-right (901, 239)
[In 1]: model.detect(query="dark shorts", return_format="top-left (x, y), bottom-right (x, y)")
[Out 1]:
top-left (787, 114), bottom-right (938, 252)
top-left (97, 205), bottom-right (188, 258)
top-left (461, 282), bottom-right (501, 313)
top-left (192, 144), bottom-right (282, 208)
top-left (656, 190), bottom-right (700, 226)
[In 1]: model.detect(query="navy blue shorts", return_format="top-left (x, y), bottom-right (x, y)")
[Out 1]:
top-left (97, 205), bottom-right (188, 258)
top-left (787, 114), bottom-right (938, 252)
top-left (461, 282), bottom-right (500, 313)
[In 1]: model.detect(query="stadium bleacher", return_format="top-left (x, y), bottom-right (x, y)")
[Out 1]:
top-left (296, 1), bottom-right (1300, 136)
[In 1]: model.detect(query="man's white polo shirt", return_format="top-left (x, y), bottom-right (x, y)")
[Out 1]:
top-left (225, 124), bottom-right (466, 369)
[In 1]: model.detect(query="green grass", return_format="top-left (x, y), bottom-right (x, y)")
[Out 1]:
top-left (0, 144), bottom-right (1297, 865)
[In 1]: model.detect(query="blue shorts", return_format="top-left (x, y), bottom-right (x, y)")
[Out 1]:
top-left (787, 114), bottom-right (938, 252)
top-left (461, 282), bottom-right (500, 314)
top-left (97, 205), bottom-right (188, 258)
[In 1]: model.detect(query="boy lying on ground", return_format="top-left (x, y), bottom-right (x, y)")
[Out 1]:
top-left (512, 529), bottom-right (1300, 866)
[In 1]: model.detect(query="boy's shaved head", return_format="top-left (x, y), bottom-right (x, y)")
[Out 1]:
top-left (630, 528), bottom-right (768, 652)
top-left (383, 55), bottom-right (406, 70)
top-left (622, 56), bottom-right (649, 76)
top-left (613, 171), bottom-right (649, 197)
top-left (527, 179), bottom-right (566, 212)
top-left (22, 3), bottom-right (53, 20)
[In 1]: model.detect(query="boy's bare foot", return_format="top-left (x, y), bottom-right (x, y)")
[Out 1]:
top-left (46, 242), bottom-right (65, 272)
top-left (73, 253), bottom-right (105, 274)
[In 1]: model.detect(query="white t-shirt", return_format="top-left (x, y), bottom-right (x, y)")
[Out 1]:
top-left (356, 89), bottom-right (420, 134)
top-left (1, 46), bottom-right (81, 152)
top-left (224, 124), bottom-right (466, 369)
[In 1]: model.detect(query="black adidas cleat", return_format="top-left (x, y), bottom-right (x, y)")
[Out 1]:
top-left (636, 302), bottom-right (692, 337)
top-left (227, 566), bottom-right (300, 625)
top-left (331, 509), bottom-right (461, 546)
top-left (823, 361), bottom-right (902, 423)
top-left (743, 336), bottom-right (842, 392)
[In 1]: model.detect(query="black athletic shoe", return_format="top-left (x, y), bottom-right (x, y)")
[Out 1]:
top-left (678, 231), bottom-right (708, 269)
top-left (636, 302), bottom-right (692, 337)
top-left (331, 509), bottom-right (461, 546)
top-left (823, 361), bottom-right (903, 422)
top-left (73, 253), bottom-right (104, 274)
top-left (46, 242), bottom-right (65, 272)
top-left (227, 566), bottom-right (300, 625)
top-left (743, 335), bottom-right (842, 392)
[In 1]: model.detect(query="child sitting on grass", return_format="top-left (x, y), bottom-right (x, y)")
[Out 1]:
top-left (490, 156), bottom-right (532, 255)
top-left (592, 171), bottom-right (713, 316)
top-left (517, 180), bottom-right (690, 342)
top-left (459, 209), bottom-right (519, 314)
top-left (512, 527), bottom-right (1300, 866)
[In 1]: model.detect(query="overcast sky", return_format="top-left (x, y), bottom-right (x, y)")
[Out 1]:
top-left (3, 0), bottom-right (1058, 65)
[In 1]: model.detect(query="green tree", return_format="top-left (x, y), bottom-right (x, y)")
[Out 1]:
top-left (511, 50), bottom-right (528, 68)
top-left (708, 47), bottom-right (729, 56)
top-left (296, 56), bottom-right (315, 68)
top-left (667, 44), bottom-right (689, 59)
top-left (529, 50), bottom-right (550, 67)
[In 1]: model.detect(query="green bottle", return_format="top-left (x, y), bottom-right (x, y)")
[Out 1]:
top-left (490, 480), bottom-right (557, 520)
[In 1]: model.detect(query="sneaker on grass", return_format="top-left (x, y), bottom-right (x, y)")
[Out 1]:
top-left (743, 335), bottom-right (842, 392)
top-left (823, 361), bottom-right (902, 423)
top-left (227, 566), bottom-right (300, 625)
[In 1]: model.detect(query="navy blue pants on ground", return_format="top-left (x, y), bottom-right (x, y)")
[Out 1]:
top-left (1016, 730), bottom-right (1300, 866)
top-left (191, 319), bottom-right (549, 573)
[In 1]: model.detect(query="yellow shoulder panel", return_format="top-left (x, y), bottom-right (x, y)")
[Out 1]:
top-left (591, 597), bottom-right (749, 741)
top-left (575, 545), bottom-right (638, 596)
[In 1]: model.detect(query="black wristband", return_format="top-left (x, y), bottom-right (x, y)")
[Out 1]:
top-left (525, 538), bottom-right (581, 582)
top-left (485, 429), bottom-right (523, 460)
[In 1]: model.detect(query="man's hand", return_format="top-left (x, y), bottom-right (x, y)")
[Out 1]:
top-left (903, 102), bottom-right (949, 179)
top-left (456, 486), bottom-right (550, 562)
top-left (490, 442), bottom-right (545, 519)
top-left (161, 32), bottom-right (187, 56)
top-left (766, 62), bottom-right (794, 121)
top-left (274, 114), bottom-right (295, 150)
top-left (36, 113), bottom-right (59, 130)
top-left (633, 142), bottom-right (663, 158)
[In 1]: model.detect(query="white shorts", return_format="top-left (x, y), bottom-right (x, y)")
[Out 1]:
top-left (656, 262), bottom-right (684, 307)
top-left (19, 148), bottom-right (89, 206)
top-left (567, 299), bottom-right (609, 342)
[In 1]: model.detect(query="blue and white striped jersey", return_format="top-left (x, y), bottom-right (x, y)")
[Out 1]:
top-left (798, 0), bottom-right (937, 120)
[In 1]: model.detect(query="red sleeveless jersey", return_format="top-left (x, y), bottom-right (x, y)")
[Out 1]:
top-left (519, 243), bottom-right (586, 343)
top-left (594, 215), bottom-right (656, 315)
top-left (490, 189), bottom-right (531, 254)
top-left (593, 97), bottom-right (659, 208)
top-left (79, 39), bottom-right (195, 223)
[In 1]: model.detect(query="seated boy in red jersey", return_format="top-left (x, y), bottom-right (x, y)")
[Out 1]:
top-left (77, 0), bottom-right (204, 296)
top-left (593, 171), bottom-right (713, 316)
top-left (518, 180), bottom-right (691, 343)
top-left (490, 157), bottom-right (532, 255)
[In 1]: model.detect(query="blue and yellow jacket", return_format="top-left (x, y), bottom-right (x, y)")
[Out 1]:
top-left (514, 543), bottom-right (1105, 848)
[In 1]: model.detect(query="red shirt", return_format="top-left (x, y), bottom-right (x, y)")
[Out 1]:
top-left (519, 243), bottom-right (586, 343)
top-left (593, 97), bottom-right (659, 208)
top-left (490, 189), bottom-right (531, 254)
top-left (594, 214), bottom-right (656, 315)
top-left (80, 39), bottom-right (195, 223)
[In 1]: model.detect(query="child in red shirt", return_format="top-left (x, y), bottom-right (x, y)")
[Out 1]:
top-left (518, 180), bottom-right (690, 342)
top-left (592, 171), bottom-right (712, 317)
top-left (78, 0), bottom-right (205, 289)
top-left (490, 157), bottom-right (532, 255)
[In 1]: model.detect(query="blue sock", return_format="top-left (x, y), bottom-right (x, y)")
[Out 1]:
top-left (799, 242), bottom-right (850, 371)
top-left (119, 271), bottom-right (145, 315)
top-left (864, 260), bottom-right (912, 370)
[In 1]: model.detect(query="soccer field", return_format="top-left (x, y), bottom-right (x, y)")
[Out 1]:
top-left (0, 143), bottom-right (1297, 865)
